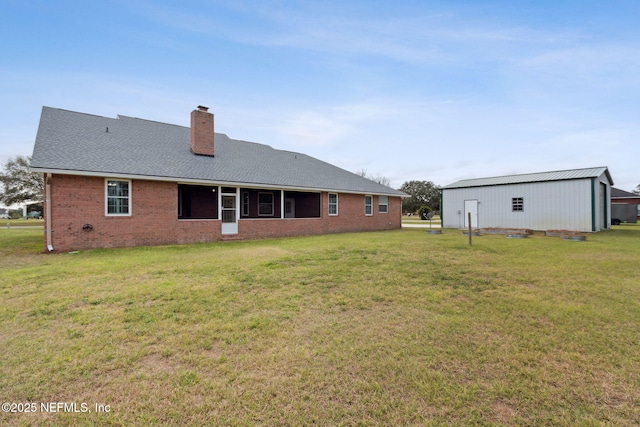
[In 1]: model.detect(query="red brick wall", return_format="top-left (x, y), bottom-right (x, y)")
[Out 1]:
top-left (190, 108), bottom-right (215, 156)
top-left (46, 174), bottom-right (402, 252)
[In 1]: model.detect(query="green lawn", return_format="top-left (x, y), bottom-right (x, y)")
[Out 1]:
top-left (1, 227), bottom-right (639, 426)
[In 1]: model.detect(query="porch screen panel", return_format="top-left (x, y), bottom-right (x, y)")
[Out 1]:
top-left (283, 191), bottom-right (321, 218)
top-left (178, 184), bottom-right (218, 219)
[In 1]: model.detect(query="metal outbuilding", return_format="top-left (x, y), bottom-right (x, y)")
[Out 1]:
top-left (441, 167), bottom-right (614, 232)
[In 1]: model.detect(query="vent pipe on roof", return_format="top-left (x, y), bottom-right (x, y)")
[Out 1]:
top-left (190, 105), bottom-right (215, 156)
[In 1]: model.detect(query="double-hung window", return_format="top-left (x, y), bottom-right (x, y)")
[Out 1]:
top-left (106, 179), bottom-right (131, 216)
top-left (365, 195), bottom-right (373, 216)
top-left (378, 195), bottom-right (388, 213)
top-left (328, 193), bottom-right (338, 216)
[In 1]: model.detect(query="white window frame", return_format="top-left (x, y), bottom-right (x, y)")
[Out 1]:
top-left (242, 191), bottom-right (250, 217)
top-left (258, 192), bottom-right (274, 216)
top-left (365, 195), bottom-right (373, 216)
top-left (328, 193), bottom-right (338, 216)
top-left (105, 179), bottom-right (132, 216)
top-left (378, 195), bottom-right (388, 214)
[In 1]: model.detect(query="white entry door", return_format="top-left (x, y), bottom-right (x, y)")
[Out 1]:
top-left (221, 190), bottom-right (238, 235)
top-left (464, 199), bottom-right (478, 229)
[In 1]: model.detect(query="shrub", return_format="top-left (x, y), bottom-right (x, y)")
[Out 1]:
top-left (417, 205), bottom-right (432, 220)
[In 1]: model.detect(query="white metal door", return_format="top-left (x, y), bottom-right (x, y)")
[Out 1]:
top-left (221, 192), bottom-right (238, 235)
top-left (464, 200), bottom-right (478, 229)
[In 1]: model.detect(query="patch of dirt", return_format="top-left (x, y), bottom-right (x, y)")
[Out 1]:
top-left (481, 228), bottom-right (533, 235)
top-left (490, 400), bottom-right (517, 424)
top-left (138, 353), bottom-right (180, 373)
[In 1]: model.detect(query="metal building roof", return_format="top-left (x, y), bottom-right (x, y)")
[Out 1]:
top-left (31, 107), bottom-right (405, 197)
top-left (443, 167), bottom-right (613, 189)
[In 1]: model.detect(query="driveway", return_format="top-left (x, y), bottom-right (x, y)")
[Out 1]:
top-left (402, 221), bottom-right (441, 229)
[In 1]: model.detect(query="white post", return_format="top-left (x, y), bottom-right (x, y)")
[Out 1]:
top-left (281, 190), bottom-right (285, 219)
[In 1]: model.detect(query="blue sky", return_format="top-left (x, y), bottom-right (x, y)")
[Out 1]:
top-left (1, 0), bottom-right (639, 190)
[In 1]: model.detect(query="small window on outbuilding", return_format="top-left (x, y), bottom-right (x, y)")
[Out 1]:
top-left (512, 197), bottom-right (524, 212)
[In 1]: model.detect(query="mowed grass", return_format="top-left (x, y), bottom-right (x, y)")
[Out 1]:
top-left (1, 227), bottom-right (639, 426)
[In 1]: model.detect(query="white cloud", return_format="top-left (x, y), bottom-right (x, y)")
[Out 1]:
top-left (271, 100), bottom-right (401, 147)
top-left (4, 0), bottom-right (639, 192)
top-left (276, 110), bottom-right (349, 147)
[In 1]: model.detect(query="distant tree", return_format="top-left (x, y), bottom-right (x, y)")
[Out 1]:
top-left (0, 156), bottom-right (43, 206)
top-left (399, 180), bottom-right (441, 213)
top-left (8, 209), bottom-right (22, 219)
top-left (356, 169), bottom-right (391, 187)
top-left (633, 184), bottom-right (640, 195)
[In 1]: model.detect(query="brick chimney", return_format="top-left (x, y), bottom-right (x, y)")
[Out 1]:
top-left (190, 105), bottom-right (214, 156)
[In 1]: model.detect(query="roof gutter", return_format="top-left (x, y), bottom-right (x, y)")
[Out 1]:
top-left (30, 167), bottom-right (408, 197)
top-left (45, 173), bottom-right (54, 252)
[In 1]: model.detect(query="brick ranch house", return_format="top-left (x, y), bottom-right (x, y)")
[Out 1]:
top-left (30, 106), bottom-right (406, 252)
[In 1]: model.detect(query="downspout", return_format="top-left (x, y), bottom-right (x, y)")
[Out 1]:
top-left (45, 173), bottom-right (54, 251)
top-left (590, 178), bottom-right (596, 232)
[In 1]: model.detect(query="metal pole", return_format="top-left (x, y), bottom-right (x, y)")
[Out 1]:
top-left (468, 212), bottom-right (472, 246)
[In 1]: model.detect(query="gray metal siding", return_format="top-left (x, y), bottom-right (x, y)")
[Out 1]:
top-left (442, 179), bottom-right (594, 231)
top-left (593, 171), bottom-right (612, 231)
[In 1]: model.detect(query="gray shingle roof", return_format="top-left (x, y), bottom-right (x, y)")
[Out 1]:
top-left (31, 107), bottom-right (405, 196)
top-left (611, 187), bottom-right (638, 198)
top-left (443, 166), bottom-right (613, 189)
